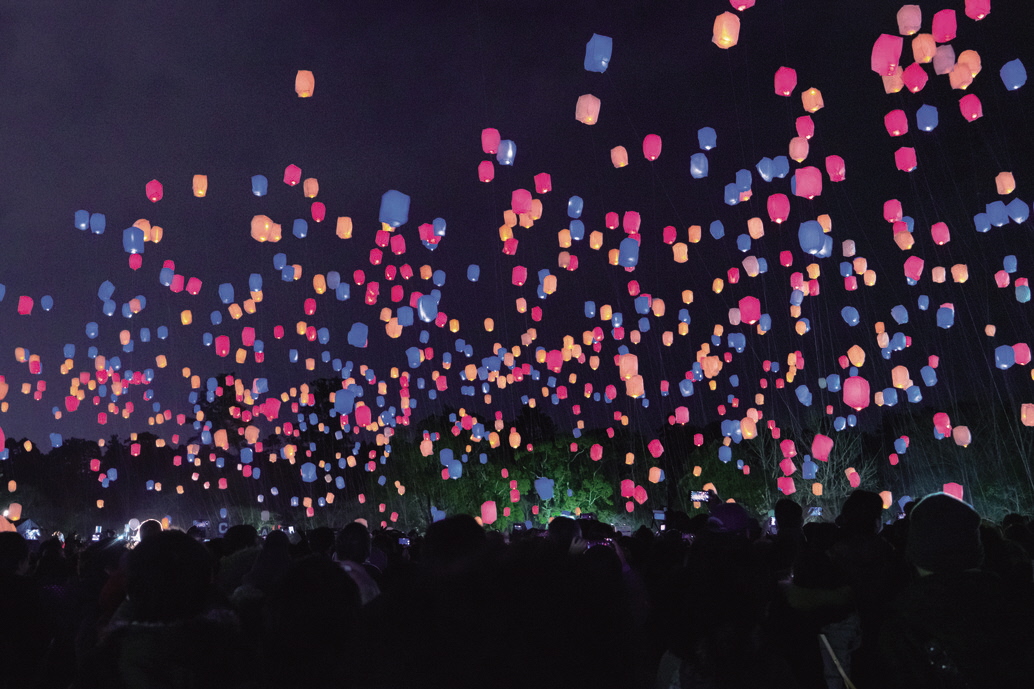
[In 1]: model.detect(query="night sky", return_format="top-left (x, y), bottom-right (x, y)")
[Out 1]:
top-left (2, 0), bottom-right (1034, 522)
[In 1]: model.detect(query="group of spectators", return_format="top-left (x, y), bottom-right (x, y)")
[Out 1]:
top-left (2, 489), bottom-right (1033, 688)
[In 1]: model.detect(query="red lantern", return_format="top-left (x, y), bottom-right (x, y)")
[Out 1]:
top-left (478, 160), bottom-right (494, 183)
top-left (901, 63), bottom-right (928, 93)
top-left (959, 94), bottom-right (983, 122)
top-left (932, 9), bottom-right (957, 41)
top-left (767, 193), bottom-right (790, 223)
top-left (964, 0), bottom-right (990, 21)
top-left (825, 155), bottom-right (846, 182)
top-left (884, 109), bottom-right (908, 136)
top-left (894, 147), bottom-right (917, 172)
top-left (481, 128), bottom-right (500, 154)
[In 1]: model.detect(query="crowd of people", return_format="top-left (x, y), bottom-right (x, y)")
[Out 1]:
top-left (2, 489), bottom-right (1033, 688)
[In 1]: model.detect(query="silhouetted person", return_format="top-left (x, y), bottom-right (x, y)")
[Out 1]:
top-left (76, 530), bottom-right (256, 688)
top-left (881, 492), bottom-right (1034, 688)
top-left (1, 532), bottom-right (51, 688)
top-left (137, 519), bottom-right (162, 542)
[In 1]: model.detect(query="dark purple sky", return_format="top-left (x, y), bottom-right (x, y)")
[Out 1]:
top-left (0, 0), bottom-right (1032, 472)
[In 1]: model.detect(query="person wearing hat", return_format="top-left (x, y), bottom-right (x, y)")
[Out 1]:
top-left (880, 493), bottom-right (1034, 688)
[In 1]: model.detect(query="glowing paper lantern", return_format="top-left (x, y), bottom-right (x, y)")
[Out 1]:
top-left (871, 34), bottom-right (904, 76)
top-left (584, 34), bottom-right (612, 73)
top-left (959, 94), bottom-right (983, 121)
top-left (812, 434), bottom-right (834, 461)
top-left (642, 134), bottom-right (662, 161)
top-left (896, 5), bottom-right (922, 35)
top-left (774, 66), bottom-right (797, 96)
top-left (911, 34), bottom-right (936, 64)
top-left (767, 193), bottom-right (790, 223)
top-left (480, 501), bottom-right (498, 525)
top-left (825, 155), bottom-right (846, 182)
top-left (712, 12), bottom-right (740, 49)
top-left (480, 129), bottom-right (501, 156)
top-left (964, 0), bottom-right (990, 21)
top-left (793, 166), bottom-right (822, 199)
top-left (801, 88), bottom-right (824, 113)
top-left (843, 376), bottom-right (871, 410)
top-left (894, 147), bottom-right (917, 172)
top-left (379, 190), bottom-right (410, 227)
top-left (478, 160), bottom-right (494, 182)
top-left (283, 164), bottom-right (301, 186)
top-left (575, 94), bottom-right (601, 124)
top-left (932, 9), bottom-right (957, 42)
top-left (295, 70), bottom-right (314, 97)
top-left (192, 175), bottom-right (208, 197)
top-left (1001, 60), bottom-right (1027, 91)
top-left (145, 179), bottom-right (163, 202)
top-left (885, 109), bottom-right (908, 136)
top-left (916, 104), bottom-right (939, 131)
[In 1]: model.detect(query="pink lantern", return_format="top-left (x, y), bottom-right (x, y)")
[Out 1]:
top-left (959, 94), bottom-right (983, 121)
top-left (965, 0), bottom-right (990, 21)
top-left (930, 222), bottom-right (950, 245)
top-left (896, 5), bottom-right (922, 35)
top-left (642, 134), bottom-right (662, 161)
top-left (648, 438), bottom-right (664, 458)
top-left (903, 255), bottom-right (925, 282)
top-left (730, 0), bottom-right (755, 9)
top-left (894, 147), bottom-right (917, 172)
top-left (793, 166), bottom-right (822, 199)
top-left (943, 482), bottom-right (965, 501)
top-left (590, 444), bottom-right (603, 461)
top-left (777, 477), bottom-right (796, 495)
top-left (283, 164), bottom-right (301, 186)
top-left (738, 296), bottom-right (761, 324)
top-left (932, 9), bottom-right (957, 41)
top-left (767, 193), bottom-right (790, 223)
top-left (511, 266), bottom-right (527, 286)
top-left (934, 412), bottom-right (952, 435)
top-left (780, 440), bottom-right (798, 459)
top-left (17, 296), bottom-right (33, 315)
top-left (311, 202), bottom-right (326, 222)
top-left (611, 146), bottom-right (629, 168)
top-left (620, 479), bottom-right (635, 498)
top-left (825, 155), bottom-right (846, 182)
top-left (871, 34), bottom-right (904, 76)
top-left (933, 45), bottom-right (956, 75)
top-left (843, 376), bottom-right (871, 411)
top-left (1015, 343), bottom-right (1032, 366)
top-left (796, 115), bottom-right (815, 139)
top-left (480, 501), bottom-right (498, 525)
top-left (511, 189), bottom-right (532, 215)
top-left (478, 160), bottom-right (495, 182)
top-left (774, 66), bottom-right (797, 96)
top-left (812, 434), bottom-right (834, 461)
top-left (575, 94), bottom-right (601, 124)
top-left (884, 198), bottom-right (903, 222)
top-left (884, 109), bottom-right (908, 136)
top-left (481, 128), bottom-right (500, 154)
top-left (534, 172), bottom-right (552, 194)
top-left (788, 136), bottom-right (809, 163)
top-left (146, 179), bottom-right (163, 202)
top-left (901, 63), bottom-right (928, 93)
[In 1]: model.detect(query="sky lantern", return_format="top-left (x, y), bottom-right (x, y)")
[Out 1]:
top-left (965, 0), bottom-right (990, 21)
top-left (871, 34), bottom-right (903, 76)
top-left (884, 109), bottom-right (908, 136)
top-left (480, 500), bottom-right (497, 525)
top-left (534, 173), bottom-right (552, 194)
top-left (801, 88), bottom-right (823, 113)
top-left (575, 94), bottom-right (600, 124)
top-left (825, 155), bottom-right (846, 182)
top-left (932, 9), bottom-right (957, 41)
top-left (283, 164), bottom-right (301, 186)
top-left (738, 296), bottom-right (761, 324)
top-left (481, 128), bottom-right (500, 154)
top-left (812, 434), bottom-right (834, 461)
top-left (1000, 59), bottom-right (1027, 90)
top-left (901, 63), bottom-right (928, 93)
top-left (767, 193), bottom-right (790, 223)
top-left (145, 179), bottom-right (163, 202)
top-left (959, 94), bottom-right (983, 121)
top-left (611, 146), bottom-right (629, 168)
top-left (642, 134), bottom-right (662, 160)
top-left (911, 34), bottom-right (936, 64)
top-left (295, 70), bottom-right (314, 97)
top-left (712, 12), bottom-right (740, 49)
top-left (192, 175), bottom-right (208, 197)
top-left (478, 160), bottom-right (494, 182)
top-left (773, 66), bottom-right (797, 96)
top-left (584, 33), bottom-right (613, 72)
top-left (793, 166), bottom-right (822, 199)
top-left (896, 5), bottom-right (921, 35)
top-left (730, 0), bottom-right (755, 9)
top-left (894, 147), bottom-right (917, 172)
top-left (844, 376), bottom-right (871, 410)
top-left (379, 190), bottom-right (410, 227)
top-left (882, 67), bottom-right (904, 94)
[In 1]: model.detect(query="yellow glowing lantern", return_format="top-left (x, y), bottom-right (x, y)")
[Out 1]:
top-left (192, 175), bottom-right (208, 197)
top-left (295, 70), bottom-right (315, 97)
